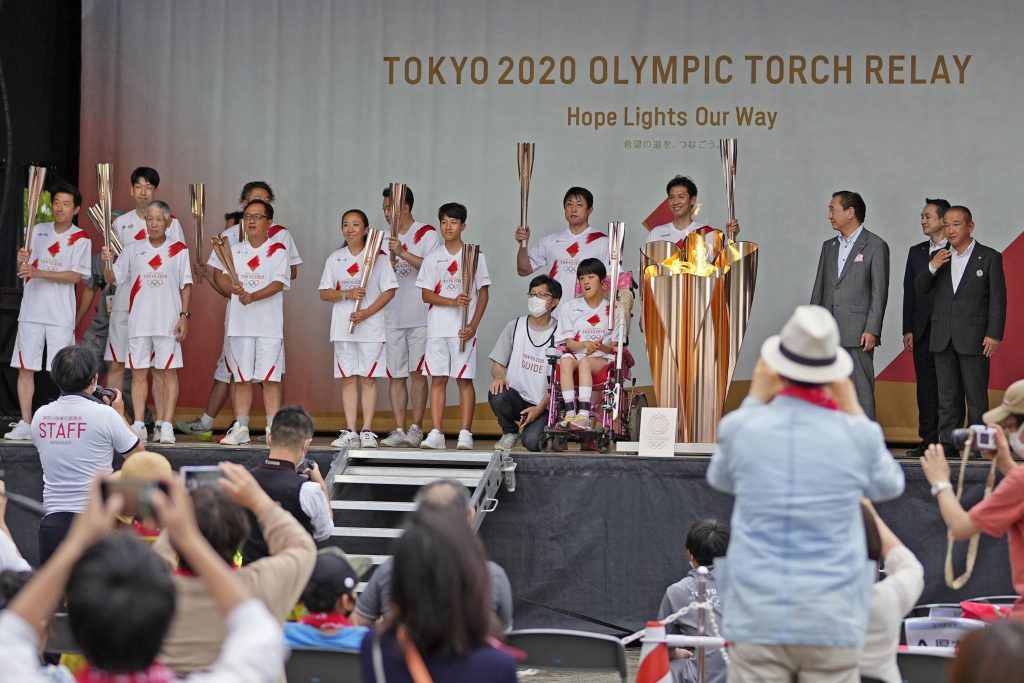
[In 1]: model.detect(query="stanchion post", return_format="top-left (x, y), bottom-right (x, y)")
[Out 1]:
top-left (696, 565), bottom-right (708, 683)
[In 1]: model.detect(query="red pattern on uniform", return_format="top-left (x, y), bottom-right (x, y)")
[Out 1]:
top-left (167, 241), bottom-right (188, 258)
top-left (266, 242), bottom-right (287, 258)
top-left (587, 314), bottom-right (601, 326)
top-left (267, 224), bottom-right (286, 239)
top-left (446, 260), bottom-right (458, 275)
top-left (247, 255), bottom-right (261, 270)
top-left (67, 230), bottom-right (89, 245)
top-left (585, 231), bottom-right (607, 244)
top-left (346, 262), bottom-right (360, 276)
top-left (129, 276), bottom-right (143, 312)
top-left (413, 224), bottom-right (435, 244)
top-left (148, 254), bottom-right (163, 270)
top-left (549, 261), bottom-right (558, 278)
top-left (134, 229), bottom-right (147, 241)
top-left (47, 241), bottom-right (61, 257)
top-left (566, 242), bottom-right (580, 257)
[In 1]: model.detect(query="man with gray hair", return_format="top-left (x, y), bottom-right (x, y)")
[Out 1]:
top-left (102, 200), bottom-right (193, 444)
top-left (352, 479), bottom-right (513, 628)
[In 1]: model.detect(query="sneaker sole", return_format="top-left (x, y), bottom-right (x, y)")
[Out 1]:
top-left (457, 443), bottom-right (473, 450)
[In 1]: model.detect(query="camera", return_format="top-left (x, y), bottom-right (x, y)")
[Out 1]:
top-left (296, 458), bottom-right (316, 476)
top-left (92, 385), bottom-right (117, 403)
top-left (951, 426), bottom-right (998, 453)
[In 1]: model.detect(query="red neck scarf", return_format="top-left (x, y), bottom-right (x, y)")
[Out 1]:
top-left (76, 663), bottom-right (177, 683)
top-left (778, 386), bottom-right (838, 411)
top-left (299, 611), bottom-right (353, 629)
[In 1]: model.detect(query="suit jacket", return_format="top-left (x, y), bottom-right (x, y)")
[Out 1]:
top-left (902, 240), bottom-right (947, 339)
top-left (810, 227), bottom-right (890, 348)
top-left (915, 241), bottom-right (1006, 355)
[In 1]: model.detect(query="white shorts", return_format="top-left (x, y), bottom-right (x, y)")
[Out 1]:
top-left (422, 337), bottom-right (477, 379)
top-left (385, 326), bottom-right (427, 378)
top-left (561, 351), bottom-right (614, 363)
top-left (213, 333), bottom-right (232, 383)
top-left (228, 337), bottom-right (284, 383)
top-left (334, 341), bottom-right (386, 378)
top-left (128, 336), bottom-right (183, 370)
top-left (104, 310), bottom-right (129, 363)
top-left (10, 322), bottom-right (73, 372)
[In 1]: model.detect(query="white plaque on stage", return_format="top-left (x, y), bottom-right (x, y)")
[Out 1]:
top-left (638, 408), bottom-right (678, 457)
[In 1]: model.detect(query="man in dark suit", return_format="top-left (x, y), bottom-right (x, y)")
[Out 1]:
top-left (915, 205), bottom-right (1007, 451)
top-left (902, 198), bottom-right (951, 456)
top-left (811, 190), bottom-right (890, 419)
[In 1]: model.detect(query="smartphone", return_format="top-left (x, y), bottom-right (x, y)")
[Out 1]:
top-left (180, 465), bottom-right (225, 491)
top-left (971, 425), bottom-right (998, 453)
top-left (101, 477), bottom-right (169, 519)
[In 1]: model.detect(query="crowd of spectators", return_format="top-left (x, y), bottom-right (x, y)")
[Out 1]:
top-left (0, 326), bottom-right (1022, 681)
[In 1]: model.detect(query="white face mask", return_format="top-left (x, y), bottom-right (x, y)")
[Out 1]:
top-left (528, 296), bottom-right (549, 317)
top-left (1009, 425), bottom-right (1024, 457)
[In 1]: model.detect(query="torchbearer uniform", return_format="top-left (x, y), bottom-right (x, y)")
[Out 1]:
top-left (106, 212), bottom-right (184, 363)
top-left (11, 223), bottom-right (91, 371)
top-left (415, 246), bottom-right (491, 379)
top-left (319, 244), bottom-right (397, 378)
top-left (645, 220), bottom-right (716, 249)
top-left (111, 238), bottom-right (193, 369)
top-left (383, 222), bottom-right (438, 377)
top-left (555, 298), bottom-right (616, 362)
top-left (208, 238), bottom-right (291, 383)
top-left (526, 225), bottom-right (608, 302)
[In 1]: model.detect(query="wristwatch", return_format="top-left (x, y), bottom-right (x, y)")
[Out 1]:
top-left (180, 311), bottom-right (191, 320)
top-left (930, 481), bottom-right (953, 497)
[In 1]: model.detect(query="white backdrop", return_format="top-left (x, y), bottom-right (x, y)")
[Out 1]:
top-left (80, 0), bottom-right (1024, 428)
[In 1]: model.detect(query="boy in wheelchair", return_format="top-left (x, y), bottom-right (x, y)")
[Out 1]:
top-left (554, 258), bottom-right (617, 430)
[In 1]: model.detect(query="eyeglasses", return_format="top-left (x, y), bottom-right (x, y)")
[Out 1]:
top-left (242, 213), bottom-right (268, 222)
top-left (529, 291), bottom-right (553, 299)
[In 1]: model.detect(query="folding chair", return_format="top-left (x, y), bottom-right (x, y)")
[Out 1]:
top-left (44, 613), bottom-right (79, 655)
top-left (896, 646), bottom-right (954, 683)
top-left (506, 628), bottom-right (627, 682)
top-left (907, 603), bottom-right (962, 619)
top-left (966, 594), bottom-right (1018, 605)
top-left (285, 647), bottom-right (361, 683)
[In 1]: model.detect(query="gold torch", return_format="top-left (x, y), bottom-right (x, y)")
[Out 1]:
top-left (210, 235), bottom-right (241, 288)
top-left (459, 243), bottom-right (480, 352)
top-left (720, 139), bottom-right (738, 241)
top-left (387, 182), bottom-right (407, 268)
top-left (349, 229), bottom-right (387, 333)
top-left (87, 204), bottom-right (123, 257)
top-left (96, 163), bottom-right (113, 263)
top-left (606, 221), bottom-right (626, 330)
top-left (190, 183), bottom-right (205, 281)
top-left (22, 165), bottom-right (48, 267)
top-left (517, 142), bottom-right (535, 248)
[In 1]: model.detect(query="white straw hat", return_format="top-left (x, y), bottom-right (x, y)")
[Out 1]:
top-left (760, 305), bottom-right (853, 383)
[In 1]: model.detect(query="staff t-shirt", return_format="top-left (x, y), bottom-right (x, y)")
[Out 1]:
top-left (19, 223), bottom-right (92, 327)
top-left (318, 244), bottom-right (398, 342)
top-left (32, 394), bottom-right (140, 514)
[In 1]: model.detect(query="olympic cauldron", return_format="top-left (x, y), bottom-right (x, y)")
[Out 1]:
top-left (641, 231), bottom-right (758, 443)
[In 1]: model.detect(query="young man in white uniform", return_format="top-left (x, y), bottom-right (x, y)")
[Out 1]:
top-left (380, 185), bottom-right (439, 447)
top-left (514, 186), bottom-right (609, 303)
top-left (645, 175), bottom-right (739, 248)
top-left (106, 168), bottom-right (185, 432)
top-left (5, 182), bottom-right (91, 440)
top-left (103, 201), bottom-right (193, 444)
top-left (207, 199), bottom-right (291, 446)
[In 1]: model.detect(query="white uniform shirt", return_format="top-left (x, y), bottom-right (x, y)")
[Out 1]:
top-left (31, 394), bottom-right (140, 514)
top-left (208, 239), bottom-right (291, 339)
top-left (19, 223), bottom-right (91, 327)
top-left (384, 222), bottom-right (439, 330)
top-left (555, 297), bottom-right (615, 345)
top-left (227, 223), bottom-right (302, 268)
top-left (950, 239), bottom-right (976, 293)
top-left (318, 244), bottom-right (398, 343)
top-left (645, 220), bottom-right (709, 248)
top-left (111, 212), bottom-right (185, 312)
top-left (527, 226), bottom-right (608, 300)
top-left (112, 238), bottom-right (193, 337)
top-left (415, 246), bottom-right (492, 339)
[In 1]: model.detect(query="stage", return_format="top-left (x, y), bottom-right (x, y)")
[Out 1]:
top-left (0, 440), bottom-right (1013, 633)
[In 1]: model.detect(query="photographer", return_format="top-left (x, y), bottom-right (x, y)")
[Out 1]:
top-left (32, 345), bottom-right (142, 564)
top-left (921, 380), bottom-right (1024, 615)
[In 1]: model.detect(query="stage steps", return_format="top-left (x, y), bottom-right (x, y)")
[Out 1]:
top-left (325, 448), bottom-right (515, 590)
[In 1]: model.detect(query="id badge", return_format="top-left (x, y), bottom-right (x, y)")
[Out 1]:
top-left (105, 295), bottom-right (114, 315)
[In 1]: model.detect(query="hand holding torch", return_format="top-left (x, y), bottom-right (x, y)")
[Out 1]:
top-left (517, 142), bottom-right (535, 248)
top-left (460, 244), bottom-right (480, 352)
top-left (349, 229), bottom-right (386, 333)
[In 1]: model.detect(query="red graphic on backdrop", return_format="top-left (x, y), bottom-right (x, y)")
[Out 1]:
top-left (878, 230), bottom-right (1023, 390)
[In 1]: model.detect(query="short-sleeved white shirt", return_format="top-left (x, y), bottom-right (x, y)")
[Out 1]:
top-left (383, 222), bottom-right (439, 330)
top-left (32, 394), bottom-right (140, 514)
top-left (223, 223), bottom-right (302, 268)
top-left (318, 244), bottom-right (398, 343)
top-left (415, 246), bottom-right (492, 339)
top-left (112, 238), bottom-right (193, 337)
top-left (555, 297), bottom-right (615, 345)
top-left (209, 238), bottom-right (291, 338)
top-left (111, 212), bottom-right (185, 312)
top-left (19, 223), bottom-right (92, 328)
top-left (527, 225), bottom-right (609, 300)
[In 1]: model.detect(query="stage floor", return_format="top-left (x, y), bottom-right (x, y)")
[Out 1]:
top-left (0, 441), bottom-right (1010, 631)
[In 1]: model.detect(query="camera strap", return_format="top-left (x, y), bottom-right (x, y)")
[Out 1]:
top-left (944, 436), bottom-right (998, 590)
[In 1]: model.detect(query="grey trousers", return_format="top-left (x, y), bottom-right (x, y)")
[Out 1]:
top-left (845, 345), bottom-right (876, 420)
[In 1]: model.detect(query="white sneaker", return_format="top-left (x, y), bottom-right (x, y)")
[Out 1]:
top-left (331, 430), bottom-right (360, 448)
top-left (457, 429), bottom-right (474, 450)
top-left (3, 420), bottom-right (31, 441)
top-left (360, 431), bottom-right (379, 448)
top-left (421, 429), bottom-right (446, 449)
top-left (132, 422), bottom-right (148, 443)
top-left (159, 422), bottom-right (176, 444)
top-left (220, 422), bottom-right (250, 446)
top-left (403, 425), bottom-right (425, 447)
top-left (495, 433), bottom-right (519, 450)
top-left (381, 429), bottom-right (407, 447)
